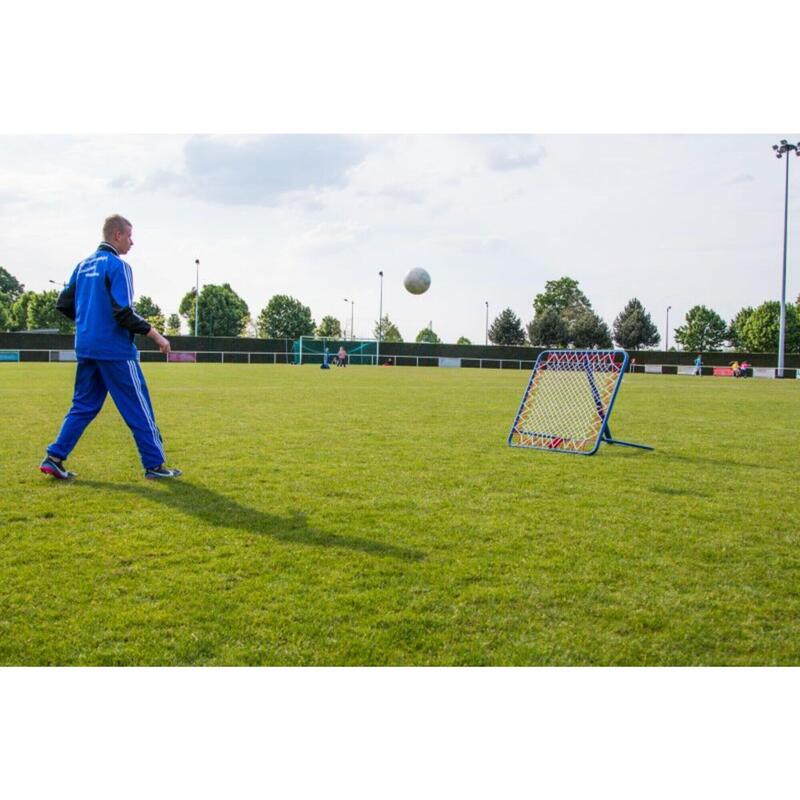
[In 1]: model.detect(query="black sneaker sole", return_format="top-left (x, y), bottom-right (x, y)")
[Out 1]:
top-left (40, 465), bottom-right (76, 480)
top-left (145, 469), bottom-right (183, 479)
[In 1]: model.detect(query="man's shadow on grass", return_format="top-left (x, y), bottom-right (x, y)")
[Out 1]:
top-left (79, 479), bottom-right (425, 562)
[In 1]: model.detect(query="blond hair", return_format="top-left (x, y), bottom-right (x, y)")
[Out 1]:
top-left (102, 214), bottom-right (132, 241)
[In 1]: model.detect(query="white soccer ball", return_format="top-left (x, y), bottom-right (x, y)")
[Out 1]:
top-left (404, 267), bottom-right (431, 295)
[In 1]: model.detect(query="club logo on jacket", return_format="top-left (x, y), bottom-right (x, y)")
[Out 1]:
top-left (78, 256), bottom-right (106, 278)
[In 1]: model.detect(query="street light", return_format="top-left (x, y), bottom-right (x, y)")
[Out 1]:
top-left (485, 301), bottom-right (489, 345)
top-left (665, 305), bottom-right (672, 352)
top-left (194, 259), bottom-right (200, 337)
top-left (48, 279), bottom-right (67, 289)
top-left (343, 298), bottom-right (354, 341)
top-left (772, 138), bottom-right (800, 377)
top-left (377, 271), bottom-right (384, 365)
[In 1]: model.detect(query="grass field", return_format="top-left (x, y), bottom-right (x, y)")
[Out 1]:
top-left (1, 363), bottom-right (799, 666)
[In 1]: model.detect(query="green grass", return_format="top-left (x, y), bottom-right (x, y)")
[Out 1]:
top-left (2, 363), bottom-right (799, 665)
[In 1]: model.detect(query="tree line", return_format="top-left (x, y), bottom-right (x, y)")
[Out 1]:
top-left (1, 266), bottom-right (798, 352)
top-left (488, 277), bottom-right (800, 353)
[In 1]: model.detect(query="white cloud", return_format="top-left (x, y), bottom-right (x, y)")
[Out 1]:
top-left (142, 135), bottom-right (370, 206)
top-left (430, 235), bottom-right (509, 254)
top-left (109, 174), bottom-right (136, 190)
top-left (371, 185), bottom-right (427, 205)
top-left (479, 134), bottom-right (546, 171)
top-left (291, 222), bottom-right (371, 255)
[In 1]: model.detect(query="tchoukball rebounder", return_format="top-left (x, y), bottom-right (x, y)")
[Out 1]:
top-left (508, 349), bottom-right (653, 456)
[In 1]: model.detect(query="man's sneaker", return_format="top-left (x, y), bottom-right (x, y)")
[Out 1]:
top-left (145, 465), bottom-right (183, 479)
top-left (40, 455), bottom-right (76, 480)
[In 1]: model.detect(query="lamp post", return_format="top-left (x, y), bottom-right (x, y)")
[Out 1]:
top-left (665, 305), bottom-right (671, 352)
top-left (772, 139), bottom-right (799, 377)
top-left (377, 271), bottom-right (384, 365)
top-left (344, 298), bottom-right (354, 341)
top-left (194, 259), bottom-right (200, 337)
top-left (485, 301), bottom-right (489, 345)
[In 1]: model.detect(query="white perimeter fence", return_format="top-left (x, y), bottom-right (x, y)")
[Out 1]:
top-left (2, 350), bottom-right (799, 378)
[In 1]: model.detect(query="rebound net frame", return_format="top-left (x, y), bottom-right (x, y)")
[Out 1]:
top-left (508, 349), bottom-right (653, 455)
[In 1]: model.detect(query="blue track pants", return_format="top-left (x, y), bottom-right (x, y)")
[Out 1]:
top-left (48, 358), bottom-right (166, 469)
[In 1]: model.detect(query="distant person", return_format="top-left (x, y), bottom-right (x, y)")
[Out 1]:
top-left (321, 346), bottom-right (331, 369)
top-left (693, 354), bottom-right (702, 376)
top-left (730, 360), bottom-right (741, 378)
top-left (39, 215), bottom-right (182, 481)
top-left (337, 346), bottom-right (347, 367)
top-left (739, 360), bottom-right (750, 377)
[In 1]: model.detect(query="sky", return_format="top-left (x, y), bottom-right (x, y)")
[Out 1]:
top-left (1, 133), bottom-right (798, 345)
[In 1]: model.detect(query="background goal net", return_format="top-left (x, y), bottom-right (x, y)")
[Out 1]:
top-left (293, 337), bottom-right (379, 365)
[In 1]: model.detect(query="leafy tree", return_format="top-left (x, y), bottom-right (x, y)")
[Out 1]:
top-left (9, 291), bottom-right (35, 330)
top-left (179, 288), bottom-right (199, 334)
top-left (382, 320), bottom-right (403, 343)
top-left (673, 305), bottom-right (727, 352)
top-left (374, 315), bottom-right (403, 343)
top-left (203, 284), bottom-right (249, 337)
top-left (533, 277), bottom-right (592, 322)
top-left (488, 308), bottom-right (526, 345)
top-left (166, 313), bottom-right (181, 336)
top-left (178, 283), bottom-right (249, 337)
top-left (727, 306), bottom-right (754, 349)
top-left (257, 294), bottom-right (315, 339)
top-left (0, 267), bottom-right (27, 331)
top-left (134, 296), bottom-right (166, 332)
top-left (527, 309), bottom-right (569, 347)
top-left (571, 309), bottom-right (613, 348)
top-left (612, 298), bottom-right (660, 350)
top-left (530, 276), bottom-right (608, 347)
top-left (739, 301), bottom-right (800, 353)
top-left (456, 336), bottom-right (472, 345)
top-left (0, 267), bottom-right (24, 301)
top-left (415, 326), bottom-right (441, 344)
top-left (317, 315), bottom-right (343, 338)
top-left (28, 289), bottom-right (75, 332)
top-left (0, 293), bottom-right (12, 331)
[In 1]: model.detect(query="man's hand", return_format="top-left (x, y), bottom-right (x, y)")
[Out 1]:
top-left (147, 328), bottom-right (171, 355)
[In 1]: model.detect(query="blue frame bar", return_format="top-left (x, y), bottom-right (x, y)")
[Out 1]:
top-left (508, 348), bottom-right (653, 456)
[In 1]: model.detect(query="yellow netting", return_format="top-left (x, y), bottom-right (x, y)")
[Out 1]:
top-left (509, 351), bottom-right (625, 453)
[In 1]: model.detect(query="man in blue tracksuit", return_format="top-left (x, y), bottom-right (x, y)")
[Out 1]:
top-left (40, 215), bottom-right (182, 480)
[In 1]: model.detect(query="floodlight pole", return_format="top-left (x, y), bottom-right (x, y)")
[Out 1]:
top-left (665, 305), bottom-right (671, 352)
top-left (485, 301), bottom-right (489, 345)
top-left (344, 298), bottom-right (354, 341)
top-left (772, 139), bottom-right (799, 377)
top-left (377, 270), bottom-right (384, 366)
top-left (779, 146), bottom-right (791, 377)
top-left (194, 259), bottom-right (200, 337)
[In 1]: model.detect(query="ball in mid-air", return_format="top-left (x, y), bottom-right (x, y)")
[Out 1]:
top-left (404, 267), bottom-right (431, 295)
